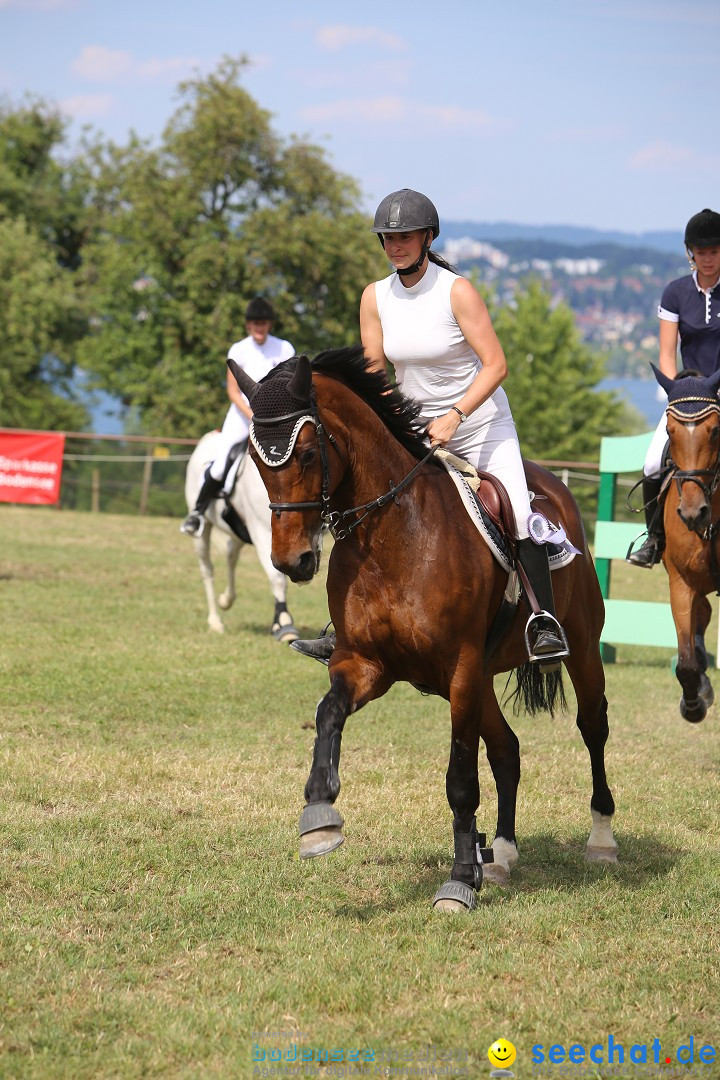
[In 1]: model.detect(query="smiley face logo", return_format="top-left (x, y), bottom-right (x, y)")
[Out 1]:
top-left (488, 1039), bottom-right (516, 1070)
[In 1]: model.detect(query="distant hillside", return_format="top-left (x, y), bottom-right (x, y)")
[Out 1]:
top-left (441, 221), bottom-right (683, 254)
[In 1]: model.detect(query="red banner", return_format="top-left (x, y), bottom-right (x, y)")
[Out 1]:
top-left (0, 431), bottom-right (66, 505)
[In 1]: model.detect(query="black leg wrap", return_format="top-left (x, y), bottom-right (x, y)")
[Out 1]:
top-left (451, 818), bottom-right (487, 890)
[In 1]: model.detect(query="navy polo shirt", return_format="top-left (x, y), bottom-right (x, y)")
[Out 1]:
top-left (659, 271), bottom-right (720, 376)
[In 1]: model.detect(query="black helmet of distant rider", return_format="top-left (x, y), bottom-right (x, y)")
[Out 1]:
top-left (684, 208), bottom-right (720, 250)
top-left (372, 189), bottom-right (440, 275)
top-left (245, 296), bottom-right (276, 322)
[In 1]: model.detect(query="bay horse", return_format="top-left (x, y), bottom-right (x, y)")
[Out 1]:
top-left (230, 347), bottom-right (617, 911)
top-left (650, 364), bottom-right (720, 723)
top-left (184, 430), bottom-right (298, 641)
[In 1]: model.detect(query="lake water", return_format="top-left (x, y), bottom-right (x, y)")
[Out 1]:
top-left (598, 376), bottom-right (664, 429)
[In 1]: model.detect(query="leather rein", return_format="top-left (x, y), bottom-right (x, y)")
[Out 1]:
top-left (253, 394), bottom-right (437, 541)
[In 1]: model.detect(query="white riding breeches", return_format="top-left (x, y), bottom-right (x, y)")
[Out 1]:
top-left (441, 403), bottom-right (532, 539)
top-left (644, 411), bottom-right (669, 477)
top-left (209, 405), bottom-right (249, 481)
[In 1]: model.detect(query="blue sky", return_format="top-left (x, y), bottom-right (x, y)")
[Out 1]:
top-left (1, 0), bottom-right (718, 234)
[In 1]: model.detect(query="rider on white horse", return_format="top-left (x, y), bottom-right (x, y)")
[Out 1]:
top-left (181, 297), bottom-right (295, 537)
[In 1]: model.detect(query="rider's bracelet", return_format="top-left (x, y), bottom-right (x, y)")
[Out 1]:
top-left (451, 406), bottom-right (467, 423)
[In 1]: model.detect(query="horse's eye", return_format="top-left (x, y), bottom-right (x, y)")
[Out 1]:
top-left (299, 447), bottom-right (317, 467)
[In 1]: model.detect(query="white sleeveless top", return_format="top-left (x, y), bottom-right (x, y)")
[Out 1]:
top-left (374, 262), bottom-right (511, 430)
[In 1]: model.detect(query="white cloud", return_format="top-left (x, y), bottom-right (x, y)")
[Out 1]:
top-left (629, 141), bottom-right (698, 171)
top-left (72, 46), bottom-right (134, 81)
top-left (71, 44), bottom-right (201, 84)
top-left (301, 97), bottom-right (498, 132)
top-left (59, 93), bottom-right (114, 120)
top-left (316, 25), bottom-right (406, 52)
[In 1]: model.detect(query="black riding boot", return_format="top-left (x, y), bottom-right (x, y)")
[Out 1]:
top-left (180, 468), bottom-right (224, 536)
top-left (626, 476), bottom-right (665, 568)
top-left (516, 537), bottom-right (569, 665)
top-left (291, 629), bottom-right (336, 665)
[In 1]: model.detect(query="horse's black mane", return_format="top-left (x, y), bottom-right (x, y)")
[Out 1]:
top-left (309, 344), bottom-right (432, 461)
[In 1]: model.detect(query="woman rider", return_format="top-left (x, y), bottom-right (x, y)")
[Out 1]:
top-left (293, 188), bottom-right (568, 665)
top-left (627, 208), bottom-right (720, 568)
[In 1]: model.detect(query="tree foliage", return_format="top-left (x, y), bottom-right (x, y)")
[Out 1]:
top-left (490, 279), bottom-right (639, 463)
top-left (77, 57), bottom-right (387, 436)
top-left (0, 97), bottom-right (91, 429)
top-left (0, 217), bottom-right (87, 430)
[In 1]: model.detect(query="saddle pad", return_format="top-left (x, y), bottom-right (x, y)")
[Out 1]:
top-left (438, 455), bottom-right (579, 575)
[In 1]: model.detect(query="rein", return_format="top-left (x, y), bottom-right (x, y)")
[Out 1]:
top-left (255, 395), bottom-right (438, 541)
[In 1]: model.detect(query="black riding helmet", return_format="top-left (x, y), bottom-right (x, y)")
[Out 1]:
top-left (684, 208), bottom-right (720, 249)
top-left (245, 296), bottom-right (275, 321)
top-left (372, 189), bottom-right (440, 276)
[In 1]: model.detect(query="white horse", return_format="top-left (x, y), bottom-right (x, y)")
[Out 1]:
top-left (184, 431), bottom-right (299, 640)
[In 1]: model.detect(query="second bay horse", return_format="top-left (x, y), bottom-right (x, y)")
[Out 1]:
top-left (651, 364), bottom-right (720, 722)
top-left (231, 347), bottom-right (617, 910)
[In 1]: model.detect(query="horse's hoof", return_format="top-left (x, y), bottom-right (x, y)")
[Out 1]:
top-left (208, 621), bottom-right (224, 634)
top-left (433, 880), bottom-right (476, 912)
top-left (585, 845), bottom-right (618, 864)
top-left (680, 696), bottom-right (706, 724)
top-left (481, 862), bottom-right (510, 886)
top-left (299, 803), bottom-right (344, 859)
top-left (218, 593), bottom-right (234, 611)
top-left (272, 621), bottom-right (300, 643)
top-left (299, 826), bottom-right (344, 859)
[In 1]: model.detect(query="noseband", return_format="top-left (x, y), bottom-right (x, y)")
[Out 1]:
top-left (252, 391), bottom-right (437, 541)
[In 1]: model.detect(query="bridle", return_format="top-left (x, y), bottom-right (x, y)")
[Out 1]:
top-left (666, 399), bottom-right (720, 530)
top-left (252, 391), bottom-right (437, 541)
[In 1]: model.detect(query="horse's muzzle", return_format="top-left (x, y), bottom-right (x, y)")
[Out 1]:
top-left (274, 549), bottom-right (319, 583)
top-left (678, 501), bottom-right (711, 536)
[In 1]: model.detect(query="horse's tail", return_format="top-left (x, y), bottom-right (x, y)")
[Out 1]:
top-left (505, 662), bottom-right (567, 718)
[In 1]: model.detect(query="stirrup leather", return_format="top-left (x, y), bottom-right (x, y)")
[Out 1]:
top-left (524, 610), bottom-right (569, 666)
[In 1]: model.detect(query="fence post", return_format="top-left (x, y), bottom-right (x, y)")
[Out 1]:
top-left (91, 468), bottom-right (100, 513)
top-left (139, 454), bottom-right (153, 515)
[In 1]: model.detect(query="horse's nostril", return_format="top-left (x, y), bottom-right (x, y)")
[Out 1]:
top-left (292, 550), bottom-right (318, 582)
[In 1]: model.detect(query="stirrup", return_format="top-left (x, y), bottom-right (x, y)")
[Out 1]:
top-left (626, 533), bottom-right (663, 568)
top-left (524, 611), bottom-right (569, 670)
top-left (180, 514), bottom-right (205, 537)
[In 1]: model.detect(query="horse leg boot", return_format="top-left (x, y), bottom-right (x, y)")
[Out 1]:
top-left (626, 476), bottom-right (665, 568)
top-left (299, 677), bottom-right (350, 857)
top-left (517, 537), bottom-right (569, 668)
top-left (180, 468), bottom-right (224, 536)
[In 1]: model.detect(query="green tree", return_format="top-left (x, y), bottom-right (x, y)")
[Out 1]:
top-left (491, 278), bottom-right (639, 463)
top-left (0, 98), bottom-right (92, 428)
top-left (0, 217), bottom-right (87, 430)
top-left (0, 96), bottom-right (91, 269)
top-left (78, 57), bottom-right (387, 436)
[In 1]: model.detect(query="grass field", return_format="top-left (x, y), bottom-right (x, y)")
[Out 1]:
top-left (1, 505), bottom-right (719, 1079)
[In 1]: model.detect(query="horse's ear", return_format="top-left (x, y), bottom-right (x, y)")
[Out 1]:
top-left (650, 363), bottom-right (674, 396)
top-left (287, 355), bottom-right (313, 400)
top-left (227, 358), bottom-right (259, 401)
top-left (707, 368), bottom-right (720, 398)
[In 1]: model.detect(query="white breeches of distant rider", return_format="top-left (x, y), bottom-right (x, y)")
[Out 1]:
top-left (209, 405), bottom-right (250, 481)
